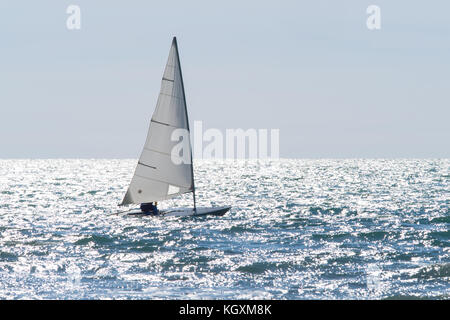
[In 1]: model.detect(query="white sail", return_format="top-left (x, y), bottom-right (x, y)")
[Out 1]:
top-left (121, 37), bottom-right (194, 205)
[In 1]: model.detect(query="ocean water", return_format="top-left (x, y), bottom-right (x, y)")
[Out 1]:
top-left (0, 159), bottom-right (448, 300)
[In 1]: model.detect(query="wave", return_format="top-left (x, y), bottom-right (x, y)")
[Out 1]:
top-left (410, 263), bottom-right (450, 280)
top-left (430, 216), bottom-right (450, 224)
top-left (74, 234), bottom-right (117, 246)
top-left (0, 251), bottom-right (18, 262)
top-left (236, 261), bottom-right (294, 274)
top-left (308, 206), bottom-right (357, 216)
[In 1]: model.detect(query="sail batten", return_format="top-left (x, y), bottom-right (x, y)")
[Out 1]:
top-left (121, 37), bottom-right (194, 206)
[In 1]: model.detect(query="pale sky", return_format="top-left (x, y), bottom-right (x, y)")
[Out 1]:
top-left (0, 1), bottom-right (449, 158)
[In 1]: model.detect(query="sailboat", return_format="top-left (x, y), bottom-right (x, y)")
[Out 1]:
top-left (120, 37), bottom-right (231, 217)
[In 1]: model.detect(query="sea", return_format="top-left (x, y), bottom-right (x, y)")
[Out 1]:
top-left (0, 159), bottom-right (448, 299)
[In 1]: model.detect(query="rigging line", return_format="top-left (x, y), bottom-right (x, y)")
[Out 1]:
top-left (109, 208), bottom-right (135, 215)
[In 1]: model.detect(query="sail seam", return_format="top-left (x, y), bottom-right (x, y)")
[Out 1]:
top-left (159, 92), bottom-right (184, 100)
top-left (150, 119), bottom-right (170, 126)
top-left (142, 147), bottom-right (190, 163)
top-left (137, 161), bottom-right (156, 170)
top-left (150, 119), bottom-right (186, 130)
top-left (134, 173), bottom-right (191, 189)
top-left (162, 77), bottom-right (174, 82)
top-left (143, 147), bottom-right (172, 157)
top-left (143, 147), bottom-right (190, 162)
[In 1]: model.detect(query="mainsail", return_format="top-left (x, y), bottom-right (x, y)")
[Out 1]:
top-left (121, 37), bottom-right (195, 206)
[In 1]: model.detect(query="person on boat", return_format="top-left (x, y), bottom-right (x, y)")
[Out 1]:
top-left (140, 202), bottom-right (159, 215)
top-left (140, 202), bottom-right (155, 214)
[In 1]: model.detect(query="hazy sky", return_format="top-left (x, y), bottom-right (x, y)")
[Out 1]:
top-left (1, 1), bottom-right (449, 158)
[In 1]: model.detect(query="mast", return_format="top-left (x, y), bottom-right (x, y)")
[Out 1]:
top-left (173, 37), bottom-right (197, 212)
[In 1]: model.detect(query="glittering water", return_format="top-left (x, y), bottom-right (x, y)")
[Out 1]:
top-left (0, 159), bottom-right (448, 299)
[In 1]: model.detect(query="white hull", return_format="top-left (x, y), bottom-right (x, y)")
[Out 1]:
top-left (126, 206), bottom-right (231, 217)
